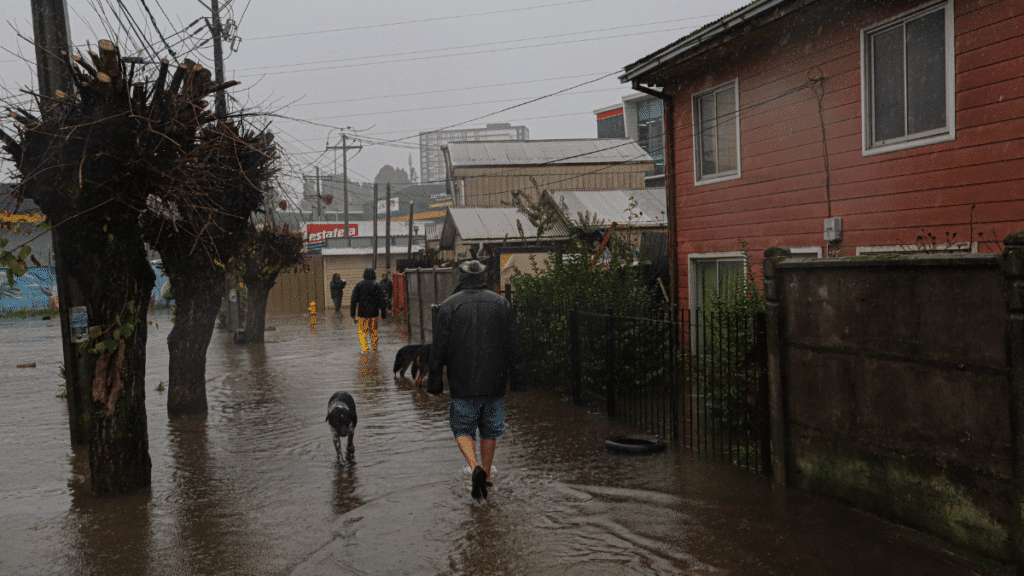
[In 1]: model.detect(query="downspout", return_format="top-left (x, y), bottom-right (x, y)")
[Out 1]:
top-left (632, 81), bottom-right (678, 323)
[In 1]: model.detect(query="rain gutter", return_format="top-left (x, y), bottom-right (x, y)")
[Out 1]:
top-left (620, 0), bottom-right (788, 84)
top-left (630, 81), bottom-right (678, 320)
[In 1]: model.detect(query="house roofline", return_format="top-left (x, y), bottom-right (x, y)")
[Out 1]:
top-left (620, 0), bottom-right (791, 85)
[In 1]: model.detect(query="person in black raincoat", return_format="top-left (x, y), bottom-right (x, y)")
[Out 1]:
top-left (349, 268), bottom-right (387, 353)
top-left (428, 260), bottom-right (525, 501)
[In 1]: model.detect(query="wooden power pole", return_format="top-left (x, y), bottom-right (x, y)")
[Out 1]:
top-left (31, 0), bottom-right (94, 445)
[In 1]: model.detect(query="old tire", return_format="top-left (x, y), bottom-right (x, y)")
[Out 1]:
top-left (604, 435), bottom-right (666, 455)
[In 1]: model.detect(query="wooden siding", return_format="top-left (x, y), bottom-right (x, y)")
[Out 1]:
top-left (267, 256), bottom-right (324, 315)
top-left (663, 0), bottom-right (1024, 311)
top-left (453, 164), bottom-right (649, 207)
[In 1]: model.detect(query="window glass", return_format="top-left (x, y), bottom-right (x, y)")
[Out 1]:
top-left (865, 3), bottom-right (950, 150)
top-left (907, 9), bottom-right (946, 134)
top-left (872, 25), bottom-right (906, 142)
top-left (699, 94), bottom-right (718, 177)
top-left (716, 87), bottom-right (738, 172)
top-left (695, 83), bottom-right (739, 181)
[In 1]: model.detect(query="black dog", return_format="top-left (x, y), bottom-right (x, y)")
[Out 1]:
top-left (412, 344), bottom-right (431, 387)
top-left (393, 344), bottom-right (422, 378)
top-left (394, 344), bottom-right (432, 386)
top-left (326, 391), bottom-right (357, 463)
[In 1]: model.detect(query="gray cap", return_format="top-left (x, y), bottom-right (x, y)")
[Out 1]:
top-left (458, 260), bottom-right (487, 275)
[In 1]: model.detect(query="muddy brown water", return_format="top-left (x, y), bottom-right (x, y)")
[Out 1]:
top-left (0, 310), bottom-right (1013, 575)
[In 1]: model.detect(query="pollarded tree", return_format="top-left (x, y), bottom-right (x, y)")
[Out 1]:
top-left (239, 223), bottom-right (306, 343)
top-left (0, 40), bottom-right (238, 493)
top-left (143, 121), bottom-right (277, 414)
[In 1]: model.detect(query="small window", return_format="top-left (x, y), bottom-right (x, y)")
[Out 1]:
top-left (863, 1), bottom-right (954, 154)
top-left (692, 257), bottom-right (745, 311)
top-left (693, 81), bottom-right (740, 184)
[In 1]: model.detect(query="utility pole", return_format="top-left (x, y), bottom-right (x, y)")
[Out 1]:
top-left (209, 0), bottom-right (227, 118)
top-left (326, 134), bottom-right (361, 247)
top-left (208, 0), bottom-right (244, 333)
top-left (406, 201), bottom-right (415, 266)
top-left (31, 0), bottom-right (93, 445)
top-left (385, 183), bottom-right (392, 271)
top-left (315, 166), bottom-right (322, 220)
top-left (372, 183), bottom-right (379, 269)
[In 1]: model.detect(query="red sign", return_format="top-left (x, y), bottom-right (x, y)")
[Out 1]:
top-left (305, 223), bottom-right (359, 242)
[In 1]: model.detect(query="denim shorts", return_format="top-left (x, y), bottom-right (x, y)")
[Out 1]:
top-left (449, 395), bottom-right (506, 440)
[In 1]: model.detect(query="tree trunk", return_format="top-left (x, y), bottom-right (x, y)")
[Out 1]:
top-left (242, 273), bottom-right (278, 344)
top-left (71, 222), bottom-right (155, 494)
top-left (166, 267), bottom-right (226, 415)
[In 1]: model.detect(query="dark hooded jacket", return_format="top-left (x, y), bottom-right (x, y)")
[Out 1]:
top-left (330, 274), bottom-right (346, 300)
top-left (428, 271), bottom-right (525, 397)
top-left (350, 268), bottom-right (387, 319)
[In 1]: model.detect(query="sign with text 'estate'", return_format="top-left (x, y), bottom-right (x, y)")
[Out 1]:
top-left (305, 223), bottom-right (359, 243)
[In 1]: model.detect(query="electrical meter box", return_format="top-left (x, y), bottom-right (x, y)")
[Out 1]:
top-left (824, 216), bottom-right (843, 243)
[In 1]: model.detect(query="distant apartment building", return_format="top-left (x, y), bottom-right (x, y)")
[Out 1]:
top-left (419, 123), bottom-right (529, 186)
top-left (595, 93), bottom-right (665, 186)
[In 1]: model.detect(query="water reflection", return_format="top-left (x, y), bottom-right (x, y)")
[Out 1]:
top-left (67, 444), bottom-right (153, 576)
top-left (0, 315), bottom-right (1012, 576)
top-left (166, 413), bottom-right (257, 575)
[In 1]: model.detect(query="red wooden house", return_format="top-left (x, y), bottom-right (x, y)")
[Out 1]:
top-left (621, 0), bottom-right (1024, 313)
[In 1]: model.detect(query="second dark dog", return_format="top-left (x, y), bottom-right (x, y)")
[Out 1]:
top-left (393, 344), bottom-right (422, 378)
top-left (412, 344), bottom-right (431, 387)
top-left (393, 343), bottom-right (431, 387)
top-left (326, 391), bottom-right (357, 463)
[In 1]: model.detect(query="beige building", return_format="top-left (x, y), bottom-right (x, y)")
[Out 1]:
top-left (443, 139), bottom-right (653, 208)
top-left (438, 206), bottom-right (570, 286)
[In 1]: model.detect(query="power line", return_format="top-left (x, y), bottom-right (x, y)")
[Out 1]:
top-left (235, 24), bottom-right (706, 79)
top-left (246, 0), bottom-right (600, 41)
top-left (233, 16), bottom-right (717, 73)
top-left (286, 72), bottom-right (610, 108)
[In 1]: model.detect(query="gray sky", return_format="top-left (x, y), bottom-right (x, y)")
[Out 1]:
top-left (0, 0), bottom-right (750, 200)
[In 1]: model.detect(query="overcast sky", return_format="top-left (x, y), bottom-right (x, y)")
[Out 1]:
top-left (1, 0), bottom-right (750, 200)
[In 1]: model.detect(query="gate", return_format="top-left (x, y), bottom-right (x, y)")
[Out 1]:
top-left (403, 267), bottom-right (457, 344)
top-left (536, 306), bottom-right (769, 475)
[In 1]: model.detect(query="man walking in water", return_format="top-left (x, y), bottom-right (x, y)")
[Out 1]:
top-left (350, 268), bottom-right (387, 353)
top-left (428, 260), bottom-right (525, 501)
top-left (330, 273), bottom-right (346, 313)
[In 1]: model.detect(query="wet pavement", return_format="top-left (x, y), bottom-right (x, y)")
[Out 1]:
top-left (0, 310), bottom-right (1014, 575)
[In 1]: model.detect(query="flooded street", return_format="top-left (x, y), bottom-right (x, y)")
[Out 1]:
top-left (0, 310), bottom-right (1013, 575)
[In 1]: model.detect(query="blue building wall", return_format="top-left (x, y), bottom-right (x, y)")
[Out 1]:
top-left (0, 263), bottom-right (171, 314)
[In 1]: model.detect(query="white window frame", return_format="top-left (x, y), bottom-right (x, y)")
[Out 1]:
top-left (692, 80), bottom-right (741, 186)
top-left (856, 242), bottom-right (975, 256)
top-left (687, 252), bottom-right (747, 311)
top-left (861, 0), bottom-right (956, 156)
top-left (788, 246), bottom-right (824, 258)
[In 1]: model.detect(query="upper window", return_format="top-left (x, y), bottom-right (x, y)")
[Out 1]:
top-left (862, 1), bottom-right (955, 155)
top-left (693, 81), bottom-right (740, 184)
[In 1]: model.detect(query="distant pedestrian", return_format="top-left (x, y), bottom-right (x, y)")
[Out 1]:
top-left (428, 260), bottom-right (525, 501)
top-left (379, 272), bottom-right (393, 311)
top-left (330, 273), bottom-right (347, 313)
top-left (350, 268), bottom-right (387, 353)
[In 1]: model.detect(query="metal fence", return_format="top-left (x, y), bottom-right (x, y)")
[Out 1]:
top-left (403, 266), bottom-right (457, 344)
top-left (518, 305), bottom-right (769, 475)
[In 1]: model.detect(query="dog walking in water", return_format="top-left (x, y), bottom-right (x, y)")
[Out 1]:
top-left (393, 343), bottom-right (432, 387)
top-left (326, 391), bottom-right (358, 463)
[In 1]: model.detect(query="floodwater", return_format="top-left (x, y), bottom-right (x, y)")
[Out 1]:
top-left (0, 310), bottom-right (1013, 576)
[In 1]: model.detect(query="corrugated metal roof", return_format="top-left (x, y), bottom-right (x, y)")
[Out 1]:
top-left (445, 139), bottom-right (652, 168)
top-left (543, 189), bottom-right (667, 228)
top-left (441, 206), bottom-right (570, 248)
top-left (620, 0), bottom-right (787, 86)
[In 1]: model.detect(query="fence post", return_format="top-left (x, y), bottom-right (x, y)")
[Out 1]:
top-left (1000, 232), bottom-right (1024, 572)
top-left (669, 317), bottom-right (680, 442)
top-left (569, 308), bottom-right (581, 405)
top-left (754, 311), bottom-right (770, 476)
top-left (605, 310), bottom-right (616, 418)
top-left (763, 247), bottom-right (791, 486)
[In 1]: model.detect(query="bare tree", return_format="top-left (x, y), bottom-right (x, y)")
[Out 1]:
top-left (0, 40), bottom-right (239, 493)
